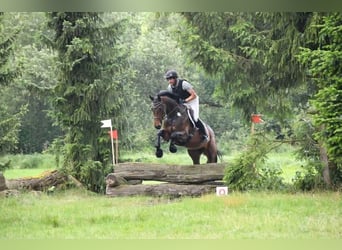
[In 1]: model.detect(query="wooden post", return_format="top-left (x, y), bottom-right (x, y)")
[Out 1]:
top-left (115, 137), bottom-right (119, 164)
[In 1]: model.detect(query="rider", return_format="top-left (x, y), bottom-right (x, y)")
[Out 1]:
top-left (164, 69), bottom-right (209, 142)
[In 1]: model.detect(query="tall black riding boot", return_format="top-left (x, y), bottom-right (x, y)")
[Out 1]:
top-left (195, 119), bottom-right (209, 142)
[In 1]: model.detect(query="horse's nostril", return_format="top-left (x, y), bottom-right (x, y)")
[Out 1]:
top-left (155, 125), bottom-right (161, 129)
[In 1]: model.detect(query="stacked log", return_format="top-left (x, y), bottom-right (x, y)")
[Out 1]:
top-left (106, 162), bottom-right (226, 197)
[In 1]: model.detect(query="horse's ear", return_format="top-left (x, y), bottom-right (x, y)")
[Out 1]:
top-left (149, 95), bottom-right (154, 101)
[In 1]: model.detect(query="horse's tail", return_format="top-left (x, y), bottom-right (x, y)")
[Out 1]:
top-left (217, 150), bottom-right (224, 163)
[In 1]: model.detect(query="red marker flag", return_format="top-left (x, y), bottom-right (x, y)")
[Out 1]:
top-left (251, 114), bottom-right (262, 124)
top-left (109, 130), bottom-right (118, 140)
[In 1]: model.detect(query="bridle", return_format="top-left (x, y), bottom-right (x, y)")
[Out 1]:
top-left (151, 96), bottom-right (187, 124)
top-left (151, 100), bottom-right (165, 123)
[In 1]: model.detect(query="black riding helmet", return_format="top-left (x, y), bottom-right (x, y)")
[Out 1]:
top-left (164, 70), bottom-right (178, 79)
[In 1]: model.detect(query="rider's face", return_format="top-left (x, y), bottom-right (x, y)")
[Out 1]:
top-left (167, 77), bottom-right (177, 86)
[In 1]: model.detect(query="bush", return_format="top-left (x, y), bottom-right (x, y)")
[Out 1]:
top-left (292, 163), bottom-right (325, 191)
top-left (224, 133), bottom-right (286, 191)
top-left (79, 160), bottom-right (113, 194)
top-left (0, 160), bottom-right (12, 172)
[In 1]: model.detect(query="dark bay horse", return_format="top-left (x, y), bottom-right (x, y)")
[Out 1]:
top-left (150, 91), bottom-right (219, 164)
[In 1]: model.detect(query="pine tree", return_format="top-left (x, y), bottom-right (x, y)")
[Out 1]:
top-left (178, 12), bottom-right (309, 121)
top-left (297, 12), bottom-right (342, 187)
top-left (0, 13), bottom-right (26, 154)
top-left (47, 12), bottom-right (128, 192)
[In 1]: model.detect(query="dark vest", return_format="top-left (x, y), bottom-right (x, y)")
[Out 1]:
top-left (171, 79), bottom-right (191, 100)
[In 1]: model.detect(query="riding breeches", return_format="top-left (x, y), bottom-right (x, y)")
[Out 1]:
top-left (185, 96), bottom-right (199, 122)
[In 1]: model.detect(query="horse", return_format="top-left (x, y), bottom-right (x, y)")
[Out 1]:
top-left (150, 90), bottom-right (219, 165)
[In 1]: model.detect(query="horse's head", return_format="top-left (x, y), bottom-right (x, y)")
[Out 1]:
top-left (150, 91), bottom-right (184, 129)
top-left (150, 94), bottom-right (164, 129)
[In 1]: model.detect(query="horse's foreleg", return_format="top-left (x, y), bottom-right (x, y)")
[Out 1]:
top-left (155, 130), bottom-right (164, 158)
top-left (169, 141), bottom-right (177, 153)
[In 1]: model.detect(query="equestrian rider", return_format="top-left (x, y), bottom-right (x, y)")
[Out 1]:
top-left (165, 70), bottom-right (209, 142)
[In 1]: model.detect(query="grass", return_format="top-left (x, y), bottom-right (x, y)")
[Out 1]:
top-left (0, 149), bottom-right (340, 239)
top-left (2, 146), bottom-right (303, 183)
top-left (0, 189), bottom-right (340, 239)
top-left (1, 153), bottom-right (56, 179)
top-left (265, 150), bottom-right (305, 183)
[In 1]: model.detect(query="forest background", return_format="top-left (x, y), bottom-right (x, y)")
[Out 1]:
top-left (0, 12), bottom-right (341, 192)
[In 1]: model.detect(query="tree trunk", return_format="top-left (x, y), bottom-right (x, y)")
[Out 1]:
top-left (106, 183), bottom-right (215, 198)
top-left (319, 144), bottom-right (331, 186)
top-left (6, 170), bottom-right (68, 191)
top-left (113, 162), bottom-right (225, 184)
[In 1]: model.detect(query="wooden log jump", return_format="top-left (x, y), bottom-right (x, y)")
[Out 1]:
top-left (6, 170), bottom-right (68, 191)
top-left (106, 162), bottom-right (226, 197)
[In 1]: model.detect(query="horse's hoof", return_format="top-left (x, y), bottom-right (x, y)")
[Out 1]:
top-left (156, 148), bottom-right (163, 158)
top-left (169, 144), bottom-right (177, 153)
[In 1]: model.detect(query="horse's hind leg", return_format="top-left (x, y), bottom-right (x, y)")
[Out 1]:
top-left (187, 149), bottom-right (202, 165)
top-left (203, 143), bottom-right (218, 163)
top-left (205, 129), bottom-right (218, 163)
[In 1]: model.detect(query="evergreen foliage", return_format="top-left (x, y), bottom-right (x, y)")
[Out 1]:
top-left (46, 12), bottom-right (128, 192)
top-left (297, 13), bottom-right (342, 188)
top-left (224, 131), bottom-right (286, 191)
top-left (180, 12), bottom-right (341, 189)
top-left (178, 12), bottom-right (308, 121)
top-left (0, 13), bottom-right (26, 154)
top-left (0, 12), bottom-right (340, 191)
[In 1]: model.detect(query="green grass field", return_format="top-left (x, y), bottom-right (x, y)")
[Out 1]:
top-left (1, 148), bottom-right (340, 239)
top-left (0, 189), bottom-right (340, 239)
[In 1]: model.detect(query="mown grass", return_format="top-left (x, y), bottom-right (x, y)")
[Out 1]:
top-left (1, 148), bottom-right (340, 239)
top-left (0, 189), bottom-right (340, 239)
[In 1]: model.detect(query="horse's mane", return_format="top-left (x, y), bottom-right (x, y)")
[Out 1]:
top-left (157, 90), bottom-right (180, 103)
top-left (157, 90), bottom-right (179, 100)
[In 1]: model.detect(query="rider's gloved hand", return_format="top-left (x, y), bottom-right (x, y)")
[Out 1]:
top-left (179, 99), bottom-right (186, 104)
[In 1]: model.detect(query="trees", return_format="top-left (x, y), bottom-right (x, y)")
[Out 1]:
top-left (178, 12), bottom-right (309, 121)
top-left (5, 12), bottom-right (60, 153)
top-left (46, 12), bottom-right (129, 192)
top-left (123, 13), bottom-right (189, 150)
top-left (297, 12), bottom-right (342, 187)
top-left (179, 12), bottom-right (341, 189)
top-left (1, 12), bottom-right (340, 190)
top-left (0, 12), bottom-right (26, 154)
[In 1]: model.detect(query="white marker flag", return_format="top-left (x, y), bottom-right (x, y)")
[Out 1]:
top-left (101, 119), bottom-right (112, 128)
